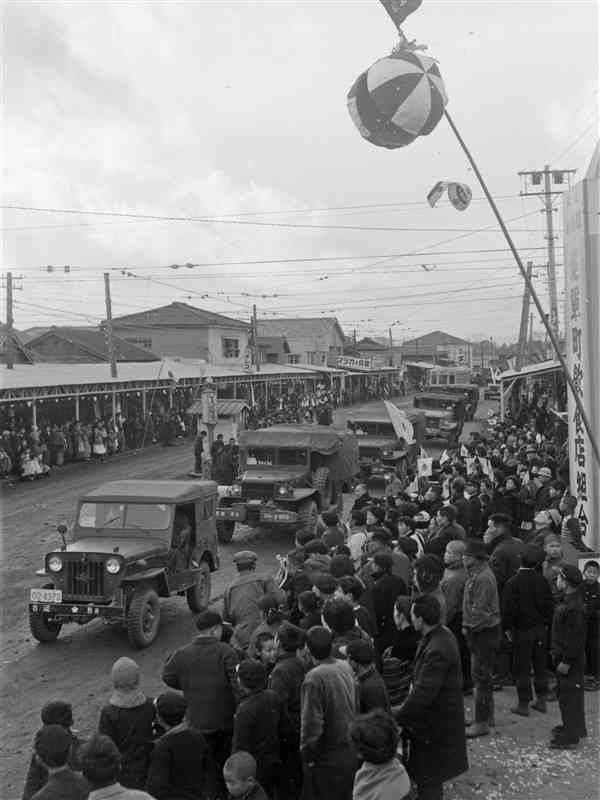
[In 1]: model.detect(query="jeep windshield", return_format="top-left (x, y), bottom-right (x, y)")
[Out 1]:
top-left (246, 448), bottom-right (308, 466)
top-left (78, 502), bottom-right (171, 530)
top-left (347, 421), bottom-right (396, 437)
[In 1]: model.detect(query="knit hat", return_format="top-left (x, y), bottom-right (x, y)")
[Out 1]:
top-left (560, 564), bottom-right (583, 588)
top-left (196, 609), bottom-right (223, 631)
top-left (237, 660), bottom-right (267, 691)
top-left (346, 639), bottom-right (375, 665)
top-left (464, 539), bottom-right (489, 560)
top-left (110, 657), bottom-right (146, 708)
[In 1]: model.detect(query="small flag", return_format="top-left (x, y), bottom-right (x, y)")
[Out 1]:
top-left (420, 447), bottom-right (429, 458)
top-left (439, 449), bottom-right (450, 464)
top-left (460, 444), bottom-right (469, 457)
top-left (417, 457), bottom-right (433, 477)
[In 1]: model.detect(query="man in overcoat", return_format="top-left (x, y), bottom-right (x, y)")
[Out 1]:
top-left (392, 594), bottom-right (468, 800)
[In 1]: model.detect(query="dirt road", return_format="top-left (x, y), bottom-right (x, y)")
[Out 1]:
top-left (1, 402), bottom-right (597, 800)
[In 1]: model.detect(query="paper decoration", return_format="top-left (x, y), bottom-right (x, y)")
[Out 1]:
top-left (384, 401), bottom-right (415, 443)
top-left (417, 457), bottom-right (433, 476)
top-left (427, 181), bottom-right (448, 207)
top-left (448, 182), bottom-right (472, 211)
top-left (439, 449), bottom-right (450, 464)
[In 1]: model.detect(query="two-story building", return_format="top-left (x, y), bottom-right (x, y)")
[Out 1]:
top-left (257, 317), bottom-right (345, 366)
top-left (109, 302), bottom-right (250, 369)
top-left (401, 330), bottom-right (473, 368)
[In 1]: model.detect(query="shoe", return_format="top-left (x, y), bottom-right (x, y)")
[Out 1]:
top-left (465, 723), bottom-right (490, 738)
top-left (550, 737), bottom-right (579, 750)
top-left (531, 698), bottom-right (547, 713)
top-left (511, 704), bottom-right (530, 717)
top-left (551, 724), bottom-right (565, 735)
top-left (463, 687), bottom-right (474, 697)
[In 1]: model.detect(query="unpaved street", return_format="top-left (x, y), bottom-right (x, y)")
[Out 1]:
top-left (1, 402), bottom-right (597, 800)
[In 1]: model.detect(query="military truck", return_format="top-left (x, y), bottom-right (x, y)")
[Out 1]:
top-left (413, 393), bottom-right (460, 445)
top-left (215, 425), bottom-right (358, 542)
top-left (29, 480), bottom-right (220, 648)
top-left (346, 412), bottom-right (416, 496)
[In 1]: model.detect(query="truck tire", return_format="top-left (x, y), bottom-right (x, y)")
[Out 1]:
top-left (313, 467), bottom-right (332, 508)
top-left (127, 586), bottom-right (160, 648)
top-left (297, 499), bottom-right (318, 536)
top-left (186, 562), bottom-right (211, 613)
top-left (29, 583), bottom-right (62, 643)
top-left (216, 519), bottom-right (235, 543)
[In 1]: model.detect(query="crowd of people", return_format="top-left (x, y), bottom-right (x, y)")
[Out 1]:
top-left (16, 392), bottom-right (600, 800)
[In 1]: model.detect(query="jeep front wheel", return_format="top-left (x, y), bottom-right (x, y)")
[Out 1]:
top-left (216, 519), bottom-right (235, 543)
top-left (127, 586), bottom-right (160, 648)
top-left (313, 467), bottom-right (332, 509)
top-left (297, 499), bottom-right (318, 536)
top-left (186, 562), bottom-right (211, 613)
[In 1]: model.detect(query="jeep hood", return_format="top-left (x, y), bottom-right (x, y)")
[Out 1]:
top-left (62, 536), bottom-right (166, 559)
top-left (357, 436), bottom-right (396, 450)
top-left (242, 465), bottom-right (308, 483)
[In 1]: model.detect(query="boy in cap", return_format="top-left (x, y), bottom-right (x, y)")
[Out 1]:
top-left (223, 752), bottom-right (268, 800)
top-left (502, 544), bottom-right (554, 716)
top-left (550, 564), bottom-right (587, 748)
top-left (582, 560), bottom-right (600, 690)
top-left (23, 701), bottom-right (84, 800)
top-left (147, 691), bottom-right (217, 800)
top-left (30, 726), bottom-right (88, 800)
top-left (223, 551), bottom-right (282, 651)
top-left (232, 660), bottom-right (292, 797)
top-left (462, 539), bottom-right (501, 737)
top-left (346, 639), bottom-right (390, 714)
top-left (98, 657), bottom-right (155, 790)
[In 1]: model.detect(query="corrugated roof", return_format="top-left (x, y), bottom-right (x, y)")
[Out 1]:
top-left (499, 360), bottom-right (562, 381)
top-left (110, 301), bottom-right (248, 330)
top-left (0, 325), bottom-right (36, 364)
top-left (27, 327), bottom-right (160, 363)
top-left (354, 337), bottom-right (388, 351)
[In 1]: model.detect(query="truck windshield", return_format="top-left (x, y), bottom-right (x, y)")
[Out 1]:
top-left (246, 448), bottom-right (307, 466)
top-left (78, 502), bottom-right (171, 530)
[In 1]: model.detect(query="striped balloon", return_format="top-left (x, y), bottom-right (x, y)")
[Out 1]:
top-left (347, 52), bottom-right (448, 149)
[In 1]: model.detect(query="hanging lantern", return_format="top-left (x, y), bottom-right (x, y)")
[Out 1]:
top-left (347, 52), bottom-right (448, 149)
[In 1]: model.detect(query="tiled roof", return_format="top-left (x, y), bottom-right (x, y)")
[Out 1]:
top-left (26, 327), bottom-right (160, 363)
top-left (110, 301), bottom-right (249, 330)
top-left (0, 325), bottom-right (35, 364)
top-left (257, 317), bottom-right (344, 342)
top-left (402, 330), bottom-right (470, 347)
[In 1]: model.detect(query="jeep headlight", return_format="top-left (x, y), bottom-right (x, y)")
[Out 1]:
top-left (105, 557), bottom-right (122, 575)
top-left (48, 555), bottom-right (63, 572)
top-left (230, 484), bottom-right (242, 496)
top-left (381, 449), bottom-right (392, 457)
top-left (276, 483), bottom-right (294, 497)
top-left (384, 473), bottom-right (393, 482)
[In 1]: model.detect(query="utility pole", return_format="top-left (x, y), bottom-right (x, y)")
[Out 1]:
top-left (528, 312), bottom-right (534, 361)
top-left (104, 272), bottom-right (118, 379)
top-left (388, 327), bottom-right (393, 367)
top-left (519, 165), bottom-right (576, 340)
top-left (516, 261), bottom-right (534, 370)
top-left (5, 272), bottom-right (13, 370)
top-left (252, 304), bottom-right (260, 373)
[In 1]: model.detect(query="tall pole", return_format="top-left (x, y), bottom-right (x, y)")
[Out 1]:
top-left (104, 272), bottom-right (117, 379)
top-left (252, 304), bottom-right (260, 373)
top-left (5, 272), bottom-right (14, 370)
top-left (444, 109), bottom-right (599, 465)
top-left (543, 165), bottom-right (559, 337)
top-left (388, 327), bottom-right (393, 366)
top-left (528, 313), bottom-right (534, 361)
top-left (516, 261), bottom-right (533, 370)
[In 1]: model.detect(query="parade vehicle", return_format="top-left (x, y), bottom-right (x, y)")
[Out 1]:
top-left (29, 480), bottom-right (220, 648)
top-left (215, 425), bottom-right (358, 542)
top-left (425, 383), bottom-right (480, 420)
top-left (413, 393), bottom-right (460, 445)
top-left (346, 411), bottom-right (416, 496)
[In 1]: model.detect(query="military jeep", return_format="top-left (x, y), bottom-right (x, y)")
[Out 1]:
top-left (29, 480), bottom-right (220, 648)
top-left (346, 412), bottom-right (413, 496)
top-left (215, 425), bottom-right (358, 542)
top-left (413, 393), bottom-right (459, 445)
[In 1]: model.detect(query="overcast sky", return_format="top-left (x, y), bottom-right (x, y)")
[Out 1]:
top-left (2, 0), bottom-right (598, 344)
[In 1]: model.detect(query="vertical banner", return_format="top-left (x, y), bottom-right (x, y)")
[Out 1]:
top-left (563, 143), bottom-right (599, 550)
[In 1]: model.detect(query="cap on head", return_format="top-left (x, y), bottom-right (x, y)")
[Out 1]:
top-left (195, 609), bottom-right (222, 631)
top-left (233, 550), bottom-right (258, 568)
top-left (522, 543), bottom-right (543, 568)
top-left (346, 639), bottom-right (374, 665)
top-left (446, 540), bottom-right (466, 558)
top-left (156, 691), bottom-right (187, 726)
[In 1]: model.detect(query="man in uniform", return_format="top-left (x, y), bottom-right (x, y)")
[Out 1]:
top-left (223, 551), bottom-right (282, 651)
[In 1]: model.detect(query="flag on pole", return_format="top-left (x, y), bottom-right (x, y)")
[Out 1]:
top-left (439, 449), bottom-right (450, 464)
top-left (460, 444), bottom-right (469, 457)
top-left (420, 446), bottom-right (429, 458)
top-left (417, 457), bottom-right (433, 477)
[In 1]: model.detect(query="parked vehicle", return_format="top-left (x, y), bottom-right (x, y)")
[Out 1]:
top-left (216, 425), bottom-right (358, 542)
top-left (412, 393), bottom-right (459, 445)
top-left (29, 480), bottom-right (220, 648)
top-left (425, 384), bottom-right (479, 420)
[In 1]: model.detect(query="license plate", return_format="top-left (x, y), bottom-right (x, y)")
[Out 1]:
top-left (30, 588), bottom-right (62, 603)
top-left (247, 499), bottom-right (262, 505)
top-left (262, 510), bottom-right (294, 522)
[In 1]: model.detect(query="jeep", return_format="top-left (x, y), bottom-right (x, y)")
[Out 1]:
top-left (346, 412), bottom-right (414, 496)
top-left (215, 425), bottom-right (358, 542)
top-left (413, 393), bottom-right (459, 445)
top-left (29, 480), bottom-right (220, 648)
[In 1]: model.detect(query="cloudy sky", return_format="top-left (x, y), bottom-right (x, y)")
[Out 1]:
top-left (2, 0), bottom-right (598, 344)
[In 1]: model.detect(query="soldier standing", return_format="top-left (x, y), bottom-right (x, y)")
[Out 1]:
top-left (223, 551), bottom-right (282, 651)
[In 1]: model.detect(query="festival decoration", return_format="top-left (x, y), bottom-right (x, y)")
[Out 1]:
top-left (448, 181), bottom-right (472, 211)
top-left (427, 180), bottom-right (448, 207)
top-left (347, 51), bottom-right (448, 150)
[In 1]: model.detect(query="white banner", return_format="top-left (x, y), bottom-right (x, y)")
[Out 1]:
top-left (384, 400), bottom-right (415, 443)
top-left (417, 457), bottom-right (433, 477)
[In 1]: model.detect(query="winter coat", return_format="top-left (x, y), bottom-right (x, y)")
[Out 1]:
top-left (502, 568), bottom-right (554, 630)
top-left (268, 653), bottom-right (307, 736)
top-left (393, 625), bottom-right (468, 786)
top-left (146, 723), bottom-right (216, 800)
top-left (98, 698), bottom-right (155, 790)
top-left (232, 689), bottom-right (292, 787)
top-left (488, 535), bottom-right (524, 600)
top-left (551, 591), bottom-right (586, 667)
top-left (462, 563), bottom-right (501, 633)
top-left (352, 758), bottom-right (411, 800)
